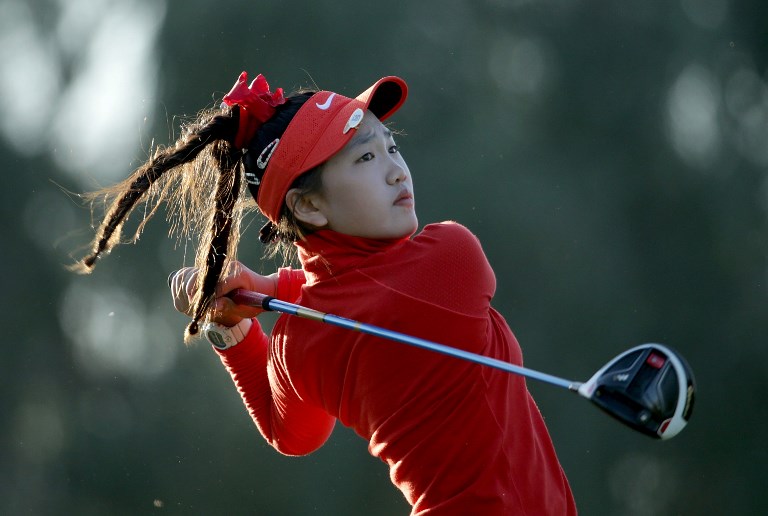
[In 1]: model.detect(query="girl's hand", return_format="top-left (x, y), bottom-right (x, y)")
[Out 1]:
top-left (168, 261), bottom-right (278, 327)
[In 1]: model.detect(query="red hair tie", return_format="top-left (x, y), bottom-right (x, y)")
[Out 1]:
top-left (221, 71), bottom-right (286, 149)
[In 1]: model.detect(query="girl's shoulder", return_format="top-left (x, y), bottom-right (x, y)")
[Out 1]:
top-left (420, 220), bottom-right (471, 235)
top-left (403, 221), bottom-right (495, 307)
top-left (417, 221), bottom-right (483, 249)
top-left (412, 221), bottom-right (489, 268)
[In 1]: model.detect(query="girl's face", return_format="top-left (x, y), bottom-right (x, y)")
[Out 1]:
top-left (303, 111), bottom-right (417, 239)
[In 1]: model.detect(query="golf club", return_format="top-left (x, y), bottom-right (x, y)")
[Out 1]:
top-left (227, 289), bottom-right (695, 439)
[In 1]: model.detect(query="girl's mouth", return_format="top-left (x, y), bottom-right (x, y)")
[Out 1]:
top-left (394, 191), bottom-right (414, 206)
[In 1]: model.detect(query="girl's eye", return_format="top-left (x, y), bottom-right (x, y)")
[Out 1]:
top-left (358, 152), bottom-right (374, 162)
top-left (389, 145), bottom-right (399, 154)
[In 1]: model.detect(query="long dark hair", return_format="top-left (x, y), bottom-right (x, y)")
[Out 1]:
top-left (72, 91), bottom-right (319, 340)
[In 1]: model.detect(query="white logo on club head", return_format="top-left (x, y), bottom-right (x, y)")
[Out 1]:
top-left (316, 93), bottom-right (336, 110)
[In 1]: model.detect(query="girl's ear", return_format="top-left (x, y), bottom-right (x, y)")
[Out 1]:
top-left (286, 188), bottom-right (328, 228)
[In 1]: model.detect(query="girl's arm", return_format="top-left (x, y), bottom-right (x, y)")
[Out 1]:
top-left (215, 321), bottom-right (335, 456)
top-left (170, 263), bottom-right (330, 455)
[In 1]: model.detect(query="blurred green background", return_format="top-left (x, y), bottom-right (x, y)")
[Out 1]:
top-left (2, 0), bottom-right (766, 514)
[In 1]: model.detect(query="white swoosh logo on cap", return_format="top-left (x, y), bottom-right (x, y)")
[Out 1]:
top-left (316, 93), bottom-right (336, 110)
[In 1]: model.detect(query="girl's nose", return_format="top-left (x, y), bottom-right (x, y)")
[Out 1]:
top-left (387, 162), bottom-right (408, 185)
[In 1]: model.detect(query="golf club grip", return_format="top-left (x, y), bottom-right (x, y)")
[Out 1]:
top-left (228, 289), bottom-right (274, 310)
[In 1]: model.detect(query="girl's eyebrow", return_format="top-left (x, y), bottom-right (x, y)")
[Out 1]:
top-left (348, 125), bottom-right (392, 149)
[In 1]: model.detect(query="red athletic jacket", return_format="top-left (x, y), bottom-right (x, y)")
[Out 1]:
top-left (217, 222), bottom-right (577, 515)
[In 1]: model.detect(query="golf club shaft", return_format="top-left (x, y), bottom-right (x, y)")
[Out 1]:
top-left (229, 289), bottom-right (582, 392)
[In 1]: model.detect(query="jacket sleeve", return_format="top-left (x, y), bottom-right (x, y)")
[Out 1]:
top-left (215, 318), bottom-right (335, 456)
top-left (276, 268), bottom-right (306, 303)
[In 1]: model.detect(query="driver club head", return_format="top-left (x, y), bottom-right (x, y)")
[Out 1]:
top-left (578, 343), bottom-right (695, 439)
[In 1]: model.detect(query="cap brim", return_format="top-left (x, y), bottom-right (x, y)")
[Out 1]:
top-left (357, 76), bottom-right (408, 121)
top-left (286, 76), bottom-right (408, 175)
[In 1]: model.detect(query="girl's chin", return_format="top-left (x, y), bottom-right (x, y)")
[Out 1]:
top-left (399, 217), bottom-right (419, 237)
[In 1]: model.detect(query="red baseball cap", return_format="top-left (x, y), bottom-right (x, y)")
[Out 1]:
top-left (256, 76), bottom-right (408, 223)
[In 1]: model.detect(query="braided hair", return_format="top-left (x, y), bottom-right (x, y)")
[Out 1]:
top-left (73, 91), bottom-right (319, 340)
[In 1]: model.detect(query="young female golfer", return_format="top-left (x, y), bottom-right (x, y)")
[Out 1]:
top-left (76, 71), bottom-right (577, 514)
